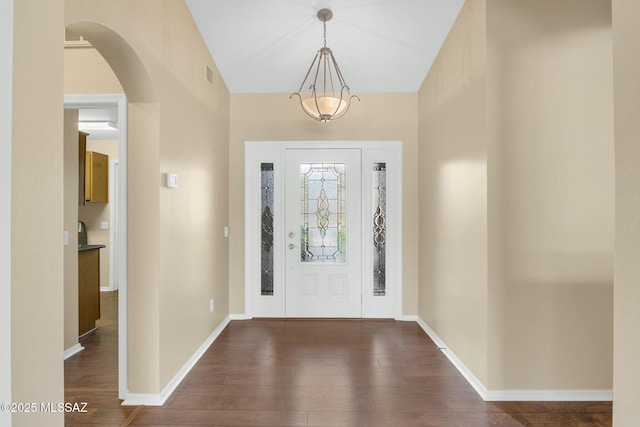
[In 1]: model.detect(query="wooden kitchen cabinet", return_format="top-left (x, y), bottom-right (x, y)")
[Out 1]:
top-left (78, 132), bottom-right (88, 206)
top-left (85, 151), bottom-right (109, 203)
top-left (78, 247), bottom-right (101, 336)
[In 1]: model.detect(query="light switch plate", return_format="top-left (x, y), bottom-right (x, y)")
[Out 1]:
top-left (63, 231), bottom-right (69, 246)
top-left (100, 221), bottom-right (109, 230)
top-left (166, 173), bottom-right (179, 188)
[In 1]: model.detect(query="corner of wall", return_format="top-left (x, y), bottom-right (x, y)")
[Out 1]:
top-left (0, 0), bottom-right (14, 418)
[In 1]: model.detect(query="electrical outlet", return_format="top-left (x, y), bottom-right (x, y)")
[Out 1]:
top-left (100, 221), bottom-right (109, 230)
top-left (209, 298), bottom-right (215, 313)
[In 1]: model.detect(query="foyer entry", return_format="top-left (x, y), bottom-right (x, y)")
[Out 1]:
top-left (245, 141), bottom-right (402, 319)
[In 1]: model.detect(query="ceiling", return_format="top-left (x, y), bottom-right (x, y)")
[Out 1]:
top-left (184, 0), bottom-right (465, 93)
top-left (78, 107), bottom-right (119, 139)
top-left (78, 107), bottom-right (118, 123)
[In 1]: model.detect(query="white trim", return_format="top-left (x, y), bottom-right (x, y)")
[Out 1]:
top-left (230, 314), bottom-right (252, 320)
top-left (416, 317), bottom-right (488, 398)
top-left (121, 315), bottom-right (232, 406)
top-left (63, 343), bottom-right (85, 360)
top-left (64, 94), bottom-right (129, 400)
top-left (415, 317), bottom-right (613, 402)
top-left (396, 315), bottom-right (419, 322)
top-left (121, 394), bottom-right (165, 407)
top-left (0, 0), bottom-right (13, 420)
top-left (484, 389), bottom-right (613, 402)
top-left (116, 97), bottom-right (128, 400)
top-left (244, 141), bottom-right (403, 319)
top-left (108, 159), bottom-right (119, 291)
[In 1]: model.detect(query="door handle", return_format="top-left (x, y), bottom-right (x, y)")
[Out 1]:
top-left (288, 243), bottom-right (296, 250)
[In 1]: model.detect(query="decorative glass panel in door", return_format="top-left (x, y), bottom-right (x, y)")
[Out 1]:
top-left (260, 163), bottom-right (274, 296)
top-left (299, 163), bottom-right (346, 263)
top-left (372, 163), bottom-right (386, 296)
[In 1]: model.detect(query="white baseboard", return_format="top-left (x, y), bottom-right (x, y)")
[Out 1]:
top-left (100, 286), bottom-right (115, 292)
top-left (415, 317), bottom-right (489, 398)
top-left (415, 316), bottom-right (612, 402)
top-left (396, 314), bottom-right (419, 322)
top-left (229, 313), bottom-right (252, 320)
top-left (484, 389), bottom-right (613, 401)
top-left (121, 315), bottom-right (231, 406)
top-left (122, 392), bottom-right (165, 406)
top-left (63, 343), bottom-right (85, 360)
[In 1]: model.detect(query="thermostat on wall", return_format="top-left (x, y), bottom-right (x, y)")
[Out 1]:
top-left (166, 173), bottom-right (179, 188)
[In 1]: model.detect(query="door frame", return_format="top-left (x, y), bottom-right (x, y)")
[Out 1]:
top-left (64, 94), bottom-right (128, 399)
top-left (244, 140), bottom-right (403, 319)
top-left (107, 159), bottom-right (119, 291)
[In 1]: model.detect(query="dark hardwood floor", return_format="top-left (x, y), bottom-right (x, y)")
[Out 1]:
top-left (65, 290), bottom-right (138, 426)
top-left (64, 293), bottom-right (612, 427)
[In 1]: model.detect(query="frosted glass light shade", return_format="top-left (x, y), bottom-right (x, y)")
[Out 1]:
top-left (302, 96), bottom-right (347, 120)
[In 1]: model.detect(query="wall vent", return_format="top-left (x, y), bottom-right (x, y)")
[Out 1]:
top-left (65, 29), bottom-right (92, 47)
top-left (205, 65), bottom-right (215, 86)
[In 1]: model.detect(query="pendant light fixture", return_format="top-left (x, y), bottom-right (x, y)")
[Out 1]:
top-left (290, 9), bottom-right (359, 122)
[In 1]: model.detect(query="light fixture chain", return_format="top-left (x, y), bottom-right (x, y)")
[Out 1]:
top-left (323, 19), bottom-right (327, 47)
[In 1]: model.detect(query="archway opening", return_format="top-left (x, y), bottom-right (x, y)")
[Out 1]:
top-left (63, 21), bottom-right (158, 401)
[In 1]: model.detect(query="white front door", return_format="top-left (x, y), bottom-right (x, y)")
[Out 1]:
top-left (284, 149), bottom-right (362, 318)
top-left (245, 141), bottom-right (402, 319)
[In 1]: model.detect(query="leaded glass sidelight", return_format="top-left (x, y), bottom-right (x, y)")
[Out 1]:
top-left (373, 163), bottom-right (386, 296)
top-left (300, 163), bottom-right (346, 263)
top-left (261, 163), bottom-right (274, 296)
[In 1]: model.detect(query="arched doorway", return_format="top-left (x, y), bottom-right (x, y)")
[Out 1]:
top-left (63, 21), bottom-right (157, 400)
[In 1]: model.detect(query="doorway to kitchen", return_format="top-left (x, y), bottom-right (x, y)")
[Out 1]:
top-left (64, 93), bottom-right (128, 399)
top-left (245, 141), bottom-right (403, 319)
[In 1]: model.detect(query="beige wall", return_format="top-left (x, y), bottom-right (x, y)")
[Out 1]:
top-left (65, 0), bottom-right (230, 394)
top-left (487, 0), bottom-right (613, 390)
top-left (418, 0), bottom-right (489, 384)
top-left (12, 0), bottom-right (65, 425)
top-left (612, 0), bottom-right (640, 424)
top-left (64, 110), bottom-right (80, 352)
top-left (418, 0), bottom-right (614, 391)
top-left (79, 138), bottom-right (118, 290)
top-left (64, 47), bottom-right (123, 94)
top-left (229, 93), bottom-right (419, 316)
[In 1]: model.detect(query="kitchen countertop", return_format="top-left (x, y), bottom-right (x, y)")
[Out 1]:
top-left (78, 244), bottom-right (106, 252)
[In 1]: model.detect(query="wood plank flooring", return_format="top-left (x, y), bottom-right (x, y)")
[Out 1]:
top-left (64, 293), bottom-right (612, 426)
top-left (65, 290), bottom-right (138, 426)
